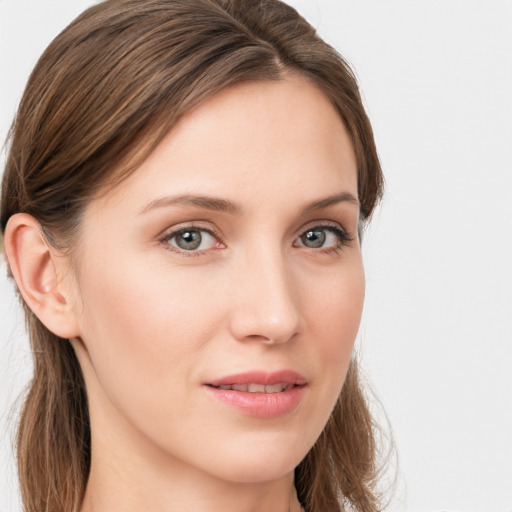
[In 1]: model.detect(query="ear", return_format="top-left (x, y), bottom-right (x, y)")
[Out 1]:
top-left (3, 213), bottom-right (80, 339)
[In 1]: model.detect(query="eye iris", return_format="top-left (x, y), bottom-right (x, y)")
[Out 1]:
top-left (302, 229), bottom-right (326, 248)
top-left (175, 230), bottom-right (202, 250)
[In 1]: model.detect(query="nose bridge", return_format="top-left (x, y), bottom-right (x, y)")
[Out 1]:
top-left (230, 241), bottom-right (300, 344)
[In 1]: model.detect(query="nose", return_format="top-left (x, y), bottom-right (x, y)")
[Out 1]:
top-left (228, 246), bottom-right (300, 345)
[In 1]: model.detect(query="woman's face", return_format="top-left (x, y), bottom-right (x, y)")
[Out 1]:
top-left (69, 75), bottom-right (364, 484)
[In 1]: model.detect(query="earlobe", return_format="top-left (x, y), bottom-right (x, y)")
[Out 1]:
top-left (3, 213), bottom-right (80, 339)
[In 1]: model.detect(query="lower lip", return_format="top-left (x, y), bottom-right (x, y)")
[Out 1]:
top-left (204, 385), bottom-right (306, 419)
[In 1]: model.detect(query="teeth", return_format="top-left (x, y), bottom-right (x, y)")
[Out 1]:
top-left (248, 384), bottom-right (266, 393)
top-left (214, 383), bottom-right (293, 393)
top-left (265, 383), bottom-right (285, 393)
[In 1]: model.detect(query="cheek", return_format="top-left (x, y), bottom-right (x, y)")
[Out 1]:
top-left (307, 259), bottom-right (365, 357)
top-left (73, 254), bottom-right (221, 419)
top-left (303, 259), bottom-right (365, 404)
top-left (77, 248), bottom-right (216, 343)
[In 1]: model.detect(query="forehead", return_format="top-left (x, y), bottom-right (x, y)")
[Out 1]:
top-left (91, 75), bottom-right (358, 214)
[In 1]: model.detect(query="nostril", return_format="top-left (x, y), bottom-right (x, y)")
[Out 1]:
top-left (245, 332), bottom-right (298, 346)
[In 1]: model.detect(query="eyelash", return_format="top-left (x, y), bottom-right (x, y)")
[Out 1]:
top-left (295, 223), bottom-right (354, 254)
top-left (160, 223), bottom-right (222, 258)
top-left (159, 222), bottom-right (354, 257)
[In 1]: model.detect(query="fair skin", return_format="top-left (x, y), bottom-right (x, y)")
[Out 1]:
top-left (5, 75), bottom-right (364, 512)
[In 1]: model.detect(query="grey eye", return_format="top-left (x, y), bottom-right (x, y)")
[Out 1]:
top-left (294, 225), bottom-right (349, 250)
top-left (169, 229), bottom-right (215, 251)
top-left (300, 229), bottom-right (326, 248)
top-left (173, 229), bottom-right (204, 250)
top-left (164, 226), bottom-right (220, 254)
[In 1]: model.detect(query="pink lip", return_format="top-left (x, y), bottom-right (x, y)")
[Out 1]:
top-left (206, 370), bottom-right (307, 387)
top-left (204, 370), bottom-right (307, 419)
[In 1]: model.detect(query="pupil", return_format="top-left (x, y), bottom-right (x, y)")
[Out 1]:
top-left (303, 229), bottom-right (325, 248)
top-left (177, 230), bottom-right (201, 250)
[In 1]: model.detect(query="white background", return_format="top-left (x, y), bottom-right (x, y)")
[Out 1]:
top-left (1, 1), bottom-right (511, 511)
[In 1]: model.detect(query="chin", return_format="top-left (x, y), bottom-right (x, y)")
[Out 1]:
top-left (193, 430), bottom-right (313, 484)
top-left (211, 455), bottom-right (300, 484)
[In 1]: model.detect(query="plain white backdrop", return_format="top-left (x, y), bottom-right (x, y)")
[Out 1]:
top-left (1, 1), bottom-right (511, 511)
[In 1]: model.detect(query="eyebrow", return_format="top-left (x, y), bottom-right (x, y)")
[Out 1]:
top-left (139, 191), bottom-right (359, 216)
top-left (139, 194), bottom-right (243, 215)
top-left (302, 191), bottom-right (360, 213)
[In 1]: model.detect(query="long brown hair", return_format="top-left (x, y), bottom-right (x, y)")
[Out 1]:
top-left (1, 1), bottom-right (385, 511)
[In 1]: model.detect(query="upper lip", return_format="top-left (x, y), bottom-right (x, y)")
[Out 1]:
top-left (205, 370), bottom-right (307, 387)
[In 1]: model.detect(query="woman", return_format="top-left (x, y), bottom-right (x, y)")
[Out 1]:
top-left (1, 1), bottom-right (385, 511)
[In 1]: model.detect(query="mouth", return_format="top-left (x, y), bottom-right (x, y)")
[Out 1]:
top-left (205, 370), bottom-right (307, 391)
top-left (208, 383), bottom-right (297, 393)
top-left (204, 370), bottom-right (307, 418)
